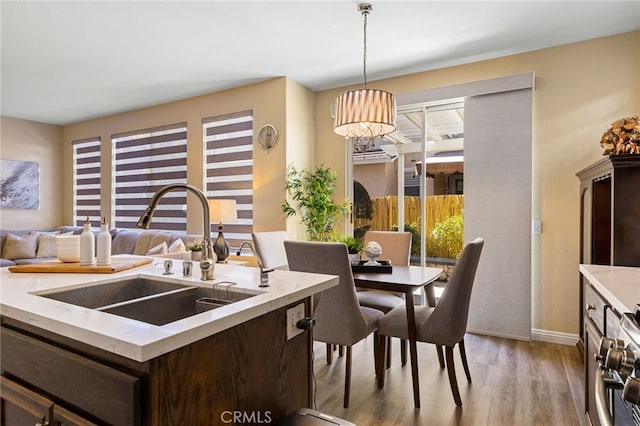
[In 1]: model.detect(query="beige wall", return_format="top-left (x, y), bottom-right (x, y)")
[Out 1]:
top-left (354, 163), bottom-right (398, 198)
top-left (314, 31), bottom-right (640, 335)
top-left (283, 79), bottom-right (316, 241)
top-left (1, 31), bottom-right (638, 336)
top-left (60, 78), bottom-right (292, 236)
top-left (0, 116), bottom-right (63, 230)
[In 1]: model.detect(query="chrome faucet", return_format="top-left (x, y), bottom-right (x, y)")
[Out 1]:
top-left (236, 241), bottom-right (271, 287)
top-left (137, 183), bottom-right (216, 280)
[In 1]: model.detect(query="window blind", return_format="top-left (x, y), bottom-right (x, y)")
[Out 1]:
top-left (203, 111), bottom-right (253, 249)
top-left (112, 123), bottom-right (188, 232)
top-left (72, 137), bottom-right (101, 227)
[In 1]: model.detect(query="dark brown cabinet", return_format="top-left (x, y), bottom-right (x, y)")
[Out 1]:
top-left (0, 376), bottom-right (96, 425)
top-left (1, 375), bottom-right (54, 426)
top-left (1, 298), bottom-right (312, 425)
top-left (577, 154), bottom-right (640, 425)
top-left (577, 154), bottom-right (640, 351)
top-left (577, 154), bottom-right (640, 267)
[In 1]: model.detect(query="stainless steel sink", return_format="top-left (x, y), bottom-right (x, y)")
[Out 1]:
top-left (36, 277), bottom-right (261, 326)
top-left (100, 285), bottom-right (256, 326)
top-left (37, 277), bottom-right (193, 309)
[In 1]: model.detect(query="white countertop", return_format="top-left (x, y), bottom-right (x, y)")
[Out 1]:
top-left (580, 264), bottom-right (640, 314)
top-left (0, 255), bottom-right (338, 362)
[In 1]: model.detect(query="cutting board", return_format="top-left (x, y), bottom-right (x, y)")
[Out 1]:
top-left (8, 257), bottom-right (153, 274)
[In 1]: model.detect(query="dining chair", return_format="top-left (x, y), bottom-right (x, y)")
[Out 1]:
top-left (251, 231), bottom-right (289, 270)
top-left (376, 237), bottom-right (484, 406)
top-left (357, 230), bottom-right (412, 367)
top-left (284, 240), bottom-right (384, 409)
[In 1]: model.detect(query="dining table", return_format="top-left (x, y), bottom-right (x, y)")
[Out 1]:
top-left (352, 264), bottom-right (443, 408)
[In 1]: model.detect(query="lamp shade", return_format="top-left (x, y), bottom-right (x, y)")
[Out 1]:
top-left (334, 88), bottom-right (397, 138)
top-left (208, 199), bottom-right (237, 223)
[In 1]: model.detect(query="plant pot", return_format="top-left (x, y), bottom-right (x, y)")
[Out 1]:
top-left (348, 253), bottom-right (360, 265)
top-left (191, 251), bottom-right (202, 261)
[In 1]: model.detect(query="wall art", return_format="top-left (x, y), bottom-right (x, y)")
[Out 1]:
top-left (0, 159), bottom-right (40, 209)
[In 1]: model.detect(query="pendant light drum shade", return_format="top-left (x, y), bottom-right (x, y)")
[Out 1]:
top-left (334, 88), bottom-right (397, 138)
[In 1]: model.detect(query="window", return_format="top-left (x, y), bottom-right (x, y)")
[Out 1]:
top-left (112, 123), bottom-right (188, 232)
top-left (72, 137), bottom-right (101, 226)
top-left (203, 111), bottom-right (253, 249)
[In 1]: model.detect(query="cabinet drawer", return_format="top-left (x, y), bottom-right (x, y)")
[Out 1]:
top-left (584, 282), bottom-right (608, 334)
top-left (1, 327), bottom-right (140, 425)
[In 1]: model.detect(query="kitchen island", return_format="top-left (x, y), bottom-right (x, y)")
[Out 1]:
top-left (1, 255), bottom-right (338, 425)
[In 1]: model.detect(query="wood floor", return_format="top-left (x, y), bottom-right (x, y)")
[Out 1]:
top-left (313, 333), bottom-right (586, 426)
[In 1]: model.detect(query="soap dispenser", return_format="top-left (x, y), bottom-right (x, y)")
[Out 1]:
top-left (97, 217), bottom-right (111, 266)
top-left (80, 217), bottom-right (95, 266)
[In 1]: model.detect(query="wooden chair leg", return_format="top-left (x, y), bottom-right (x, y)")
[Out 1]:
top-left (373, 331), bottom-right (379, 375)
top-left (445, 346), bottom-right (462, 406)
top-left (344, 346), bottom-right (352, 408)
top-left (459, 338), bottom-right (472, 383)
top-left (326, 343), bottom-right (333, 364)
top-left (339, 345), bottom-right (345, 357)
top-left (376, 334), bottom-right (387, 389)
top-left (400, 339), bottom-right (407, 366)
top-left (436, 344), bottom-right (445, 369)
top-left (386, 338), bottom-right (392, 369)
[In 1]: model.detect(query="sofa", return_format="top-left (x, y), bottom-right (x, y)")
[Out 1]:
top-left (0, 226), bottom-right (199, 267)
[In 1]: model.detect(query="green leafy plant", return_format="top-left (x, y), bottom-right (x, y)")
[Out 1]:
top-left (432, 214), bottom-right (464, 258)
top-left (282, 164), bottom-right (349, 241)
top-left (187, 241), bottom-right (202, 252)
top-left (330, 233), bottom-right (363, 254)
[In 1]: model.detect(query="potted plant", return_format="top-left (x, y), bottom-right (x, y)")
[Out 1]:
top-left (282, 164), bottom-right (349, 241)
top-left (187, 240), bottom-right (203, 261)
top-left (330, 233), bottom-right (363, 264)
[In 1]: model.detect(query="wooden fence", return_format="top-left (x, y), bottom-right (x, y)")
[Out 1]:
top-left (354, 195), bottom-right (464, 258)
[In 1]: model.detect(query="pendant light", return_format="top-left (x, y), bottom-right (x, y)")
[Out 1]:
top-left (334, 3), bottom-right (396, 144)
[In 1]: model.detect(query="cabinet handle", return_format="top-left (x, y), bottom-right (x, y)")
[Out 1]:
top-left (586, 303), bottom-right (596, 311)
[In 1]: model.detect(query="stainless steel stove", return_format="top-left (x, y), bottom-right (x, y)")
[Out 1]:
top-left (596, 308), bottom-right (640, 426)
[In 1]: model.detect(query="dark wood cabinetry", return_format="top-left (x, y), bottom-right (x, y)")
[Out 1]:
top-left (577, 154), bottom-right (640, 352)
top-left (0, 376), bottom-right (97, 425)
top-left (1, 298), bottom-right (312, 425)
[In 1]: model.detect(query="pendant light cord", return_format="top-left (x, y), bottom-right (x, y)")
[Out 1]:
top-left (362, 6), bottom-right (369, 88)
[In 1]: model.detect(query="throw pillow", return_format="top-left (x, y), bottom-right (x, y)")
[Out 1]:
top-left (168, 238), bottom-right (186, 253)
top-left (2, 233), bottom-right (38, 260)
top-left (146, 241), bottom-right (168, 256)
top-left (36, 232), bottom-right (60, 258)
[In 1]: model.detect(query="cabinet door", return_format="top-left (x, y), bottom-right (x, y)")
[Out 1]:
top-left (52, 404), bottom-right (98, 426)
top-left (1, 376), bottom-right (52, 426)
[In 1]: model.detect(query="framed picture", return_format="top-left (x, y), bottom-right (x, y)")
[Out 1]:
top-left (0, 159), bottom-right (40, 209)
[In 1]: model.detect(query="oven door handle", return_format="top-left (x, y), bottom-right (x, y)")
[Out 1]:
top-left (595, 369), bottom-right (615, 426)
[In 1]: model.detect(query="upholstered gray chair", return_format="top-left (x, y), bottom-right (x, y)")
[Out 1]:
top-left (357, 230), bottom-right (412, 367)
top-left (377, 237), bottom-right (484, 406)
top-left (284, 240), bottom-right (384, 409)
top-left (252, 231), bottom-right (289, 270)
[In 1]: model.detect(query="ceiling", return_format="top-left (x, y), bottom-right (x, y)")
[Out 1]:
top-left (2, 1), bottom-right (639, 126)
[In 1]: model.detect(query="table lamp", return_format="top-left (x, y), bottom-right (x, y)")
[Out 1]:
top-left (209, 199), bottom-right (237, 263)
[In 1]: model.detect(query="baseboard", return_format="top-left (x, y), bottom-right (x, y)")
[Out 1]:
top-left (465, 328), bottom-right (580, 346)
top-left (466, 328), bottom-right (531, 342)
top-left (531, 328), bottom-right (580, 346)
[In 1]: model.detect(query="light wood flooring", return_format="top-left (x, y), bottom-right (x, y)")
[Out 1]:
top-left (313, 333), bottom-right (585, 426)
